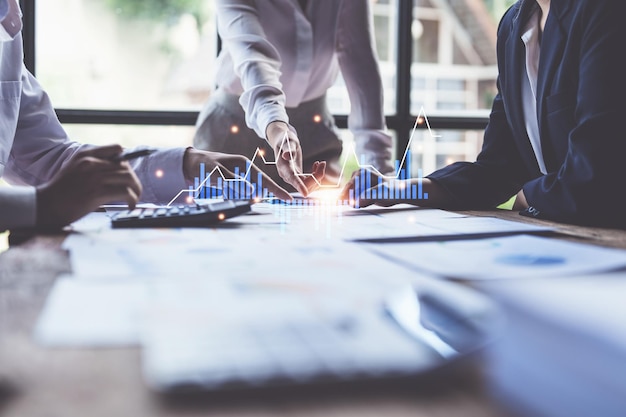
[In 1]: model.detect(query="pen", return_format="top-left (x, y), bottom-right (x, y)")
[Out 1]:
top-left (111, 148), bottom-right (157, 162)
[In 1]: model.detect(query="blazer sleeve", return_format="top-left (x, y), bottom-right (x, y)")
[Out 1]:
top-left (426, 87), bottom-right (530, 210)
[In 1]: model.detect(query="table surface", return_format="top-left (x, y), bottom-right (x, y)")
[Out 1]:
top-left (1, 207), bottom-right (624, 417)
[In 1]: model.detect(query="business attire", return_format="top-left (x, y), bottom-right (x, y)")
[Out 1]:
top-left (427, 0), bottom-right (626, 227)
top-left (193, 0), bottom-right (393, 186)
top-left (0, 0), bottom-right (187, 232)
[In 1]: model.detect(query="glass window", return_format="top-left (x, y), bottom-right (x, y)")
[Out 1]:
top-left (31, 1), bottom-right (499, 173)
top-left (408, 129), bottom-right (484, 176)
top-left (338, 128), bottom-right (399, 183)
top-left (411, 0), bottom-right (498, 114)
top-left (413, 19), bottom-right (439, 64)
top-left (36, 0), bottom-right (217, 111)
top-left (62, 124), bottom-right (196, 150)
top-left (409, 0), bottom-right (504, 168)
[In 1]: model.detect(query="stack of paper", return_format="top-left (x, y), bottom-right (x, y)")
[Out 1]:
top-left (481, 273), bottom-right (626, 417)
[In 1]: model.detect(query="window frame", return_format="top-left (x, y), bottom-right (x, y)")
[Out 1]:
top-left (20, 0), bottom-right (488, 161)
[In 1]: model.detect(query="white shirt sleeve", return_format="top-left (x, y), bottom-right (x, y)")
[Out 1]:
top-left (129, 147), bottom-right (189, 204)
top-left (3, 66), bottom-right (84, 187)
top-left (216, 0), bottom-right (289, 139)
top-left (1, 65), bottom-right (188, 230)
top-left (0, 147), bottom-right (188, 232)
top-left (336, 0), bottom-right (393, 173)
top-left (0, 185), bottom-right (35, 231)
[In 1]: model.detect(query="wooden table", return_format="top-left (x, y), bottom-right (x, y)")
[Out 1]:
top-left (1, 209), bottom-right (623, 417)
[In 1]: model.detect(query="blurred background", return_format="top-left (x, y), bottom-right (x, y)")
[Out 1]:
top-left (33, 0), bottom-right (515, 174)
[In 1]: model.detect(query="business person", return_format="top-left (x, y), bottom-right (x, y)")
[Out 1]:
top-left (0, 0), bottom-right (291, 232)
top-left (193, 0), bottom-right (393, 196)
top-left (342, 0), bottom-right (626, 228)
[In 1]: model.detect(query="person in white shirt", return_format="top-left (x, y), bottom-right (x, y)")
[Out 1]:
top-left (0, 0), bottom-right (291, 232)
top-left (193, 0), bottom-right (393, 196)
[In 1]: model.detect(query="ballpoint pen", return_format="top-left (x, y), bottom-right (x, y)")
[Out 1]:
top-left (111, 148), bottom-right (157, 162)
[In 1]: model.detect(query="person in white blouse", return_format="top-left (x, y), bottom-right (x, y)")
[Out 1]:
top-left (0, 0), bottom-right (290, 232)
top-left (193, 0), bottom-right (393, 196)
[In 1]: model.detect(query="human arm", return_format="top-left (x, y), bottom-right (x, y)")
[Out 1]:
top-left (338, 168), bottom-right (452, 208)
top-left (35, 145), bottom-right (141, 228)
top-left (181, 147), bottom-right (292, 201)
top-left (216, 0), bottom-right (321, 194)
top-left (216, 0), bottom-right (288, 139)
top-left (335, 0), bottom-right (393, 173)
top-left (0, 67), bottom-right (141, 230)
top-left (264, 121), bottom-right (325, 196)
top-left (338, 83), bottom-right (529, 209)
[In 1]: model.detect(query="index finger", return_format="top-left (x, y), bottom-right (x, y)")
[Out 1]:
top-left (248, 164), bottom-right (293, 201)
top-left (280, 161), bottom-right (309, 196)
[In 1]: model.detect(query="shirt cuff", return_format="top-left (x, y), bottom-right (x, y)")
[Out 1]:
top-left (0, 186), bottom-right (37, 231)
top-left (130, 147), bottom-right (188, 204)
top-left (254, 103), bottom-right (290, 140)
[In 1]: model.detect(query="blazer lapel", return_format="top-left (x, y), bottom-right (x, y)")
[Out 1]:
top-left (536, 0), bottom-right (572, 171)
top-left (504, 0), bottom-right (542, 175)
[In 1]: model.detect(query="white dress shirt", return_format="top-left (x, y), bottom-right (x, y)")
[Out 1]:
top-left (0, 0), bottom-right (187, 231)
top-left (521, 8), bottom-right (547, 175)
top-left (215, 0), bottom-right (392, 168)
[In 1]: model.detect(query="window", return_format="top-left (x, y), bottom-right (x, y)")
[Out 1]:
top-left (23, 0), bottom-right (510, 173)
top-left (35, 0), bottom-right (217, 111)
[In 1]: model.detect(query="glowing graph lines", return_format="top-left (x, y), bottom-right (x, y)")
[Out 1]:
top-left (166, 107), bottom-right (439, 206)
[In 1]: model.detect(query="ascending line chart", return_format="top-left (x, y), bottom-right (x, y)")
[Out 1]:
top-left (166, 107), bottom-right (440, 207)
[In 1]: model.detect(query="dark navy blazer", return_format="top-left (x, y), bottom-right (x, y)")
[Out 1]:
top-left (427, 0), bottom-right (626, 227)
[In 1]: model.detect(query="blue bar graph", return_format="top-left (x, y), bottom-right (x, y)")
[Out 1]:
top-left (199, 163), bottom-right (205, 199)
top-left (187, 145), bottom-right (431, 207)
top-left (418, 169), bottom-right (423, 199)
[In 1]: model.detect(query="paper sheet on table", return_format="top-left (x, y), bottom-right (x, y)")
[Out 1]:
top-left (367, 235), bottom-right (626, 280)
top-left (65, 212), bottom-right (112, 233)
top-left (226, 204), bottom-right (471, 240)
top-left (33, 275), bottom-right (149, 347)
top-left (480, 273), bottom-right (626, 417)
top-left (33, 250), bottom-right (412, 348)
top-left (63, 221), bottom-right (416, 282)
top-left (62, 226), bottom-right (230, 277)
top-left (337, 209), bottom-right (552, 241)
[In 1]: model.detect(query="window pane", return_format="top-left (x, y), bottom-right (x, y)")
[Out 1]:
top-left (409, 0), bottom-right (513, 171)
top-left (408, 129), bottom-right (483, 176)
top-left (36, 0), bottom-right (217, 111)
top-left (62, 124), bottom-right (195, 149)
top-left (337, 128), bottom-right (399, 182)
top-left (37, 1), bottom-right (396, 116)
top-left (411, 0), bottom-right (502, 115)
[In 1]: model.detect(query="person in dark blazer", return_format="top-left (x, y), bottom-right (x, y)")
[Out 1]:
top-left (342, 0), bottom-right (626, 228)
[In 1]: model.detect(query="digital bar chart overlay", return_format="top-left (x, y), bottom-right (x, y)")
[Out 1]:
top-left (167, 107), bottom-right (439, 207)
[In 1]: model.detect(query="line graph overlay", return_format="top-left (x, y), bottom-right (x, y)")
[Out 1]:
top-left (166, 106), bottom-right (440, 206)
